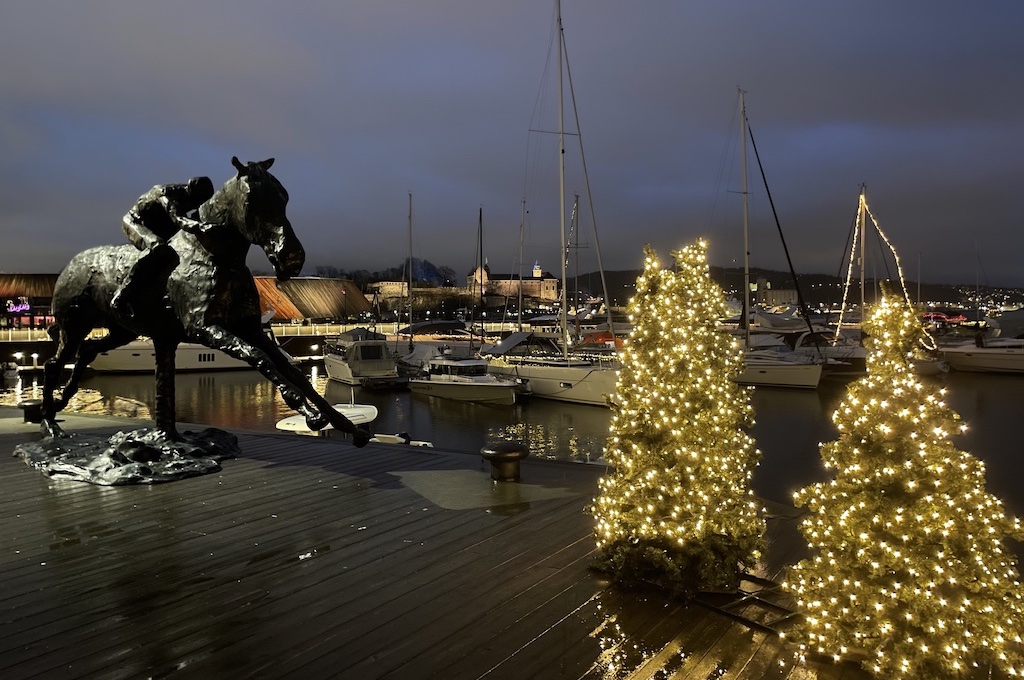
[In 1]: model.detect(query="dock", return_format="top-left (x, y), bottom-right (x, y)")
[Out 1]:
top-left (0, 408), bottom-right (872, 679)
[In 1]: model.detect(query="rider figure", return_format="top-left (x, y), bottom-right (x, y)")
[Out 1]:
top-left (111, 176), bottom-right (215, 319)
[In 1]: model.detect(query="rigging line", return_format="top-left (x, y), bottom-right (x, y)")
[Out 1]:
top-left (744, 114), bottom-right (817, 341)
top-left (705, 94), bottom-right (742, 234)
top-left (521, 1), bottom-right (566, 229)
top-left (560, 22), bottom-right (616, 337)
top-left (835, 192), bottom-right (863, 338)
top-left (861, 200), bottom-right (937, 351)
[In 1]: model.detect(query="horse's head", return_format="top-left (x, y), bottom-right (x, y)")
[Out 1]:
top-left (200, 157), bottom-right (305, 280)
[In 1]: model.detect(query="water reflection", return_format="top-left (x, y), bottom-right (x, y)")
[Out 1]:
top-left (0, 374), bottom-right (152, 420)
top-left (4, 366), bottom-right (1022, 516)
top-left (323, 376), bottom-right (612, 462)
top-left (940, 371), bottom-right (1024, 518)
top-left (748, 383), bottom-right (845, 506)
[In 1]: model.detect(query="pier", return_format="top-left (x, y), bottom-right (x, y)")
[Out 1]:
top-left (0, 408), bottom-right (872, 679)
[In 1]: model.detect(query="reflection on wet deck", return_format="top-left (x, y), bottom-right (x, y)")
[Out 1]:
top-left (0, 412), bottom-right (878, 679)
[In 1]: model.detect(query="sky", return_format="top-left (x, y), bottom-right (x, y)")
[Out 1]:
top-left (2, 0), bottom-right (1023, 288)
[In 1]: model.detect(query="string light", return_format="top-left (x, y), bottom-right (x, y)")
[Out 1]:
top-left (592, 241), bottom-right (765, 596)
top-left (836, 192), bottom-right (937, 352)
top-left (784, 289), bottom-right (1024, 677)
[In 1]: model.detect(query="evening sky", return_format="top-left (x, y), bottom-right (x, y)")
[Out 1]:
top-left (2, 1), bottom-right (1022, 286)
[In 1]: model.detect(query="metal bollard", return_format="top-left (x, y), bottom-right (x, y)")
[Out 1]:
top-left (480, 441), bottom-right (529, 482)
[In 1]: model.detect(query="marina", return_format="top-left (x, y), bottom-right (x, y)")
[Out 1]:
top-left (3, 357), bottom-right (1023, 515)
top-left (2, 356), bottom-right (1024, 678)
top-left (2, 0), bottom-right (1023, 676)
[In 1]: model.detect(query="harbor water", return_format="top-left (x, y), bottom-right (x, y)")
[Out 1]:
top-left (3, 364), bottom-right (1023, 514)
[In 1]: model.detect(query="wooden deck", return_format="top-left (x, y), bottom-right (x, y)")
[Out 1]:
top-left (0, 408), bottom-right (874, 680)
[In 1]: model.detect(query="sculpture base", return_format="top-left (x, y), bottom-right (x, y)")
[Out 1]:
top-left (13, 427), bottom-right (239, 486)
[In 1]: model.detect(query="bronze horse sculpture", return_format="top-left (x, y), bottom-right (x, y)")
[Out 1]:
top-left (40, 157), bottom-right (369, 447)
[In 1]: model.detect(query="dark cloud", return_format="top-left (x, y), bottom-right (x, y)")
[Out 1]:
top-left (1, 0), bottom-right (1021, 286)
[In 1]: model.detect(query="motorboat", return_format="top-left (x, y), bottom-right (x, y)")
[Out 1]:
top-left (89, 311), bottom-right (292, 373)
top-left (482, 332), bottom-right (619, 407)
top-left (323, 338), bottom-right (407, 388)
top-left (734, 349), bottom-right (823, 389)
top-left (408, 355), bottom-right (522, 406)
top-left (940, 337), bottom-right (1024, 374)
top-left (90, 338), bottom-right (255, 372)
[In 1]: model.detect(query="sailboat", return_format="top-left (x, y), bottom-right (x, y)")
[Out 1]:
top-left (728, 90), bottom-right (822, 389)
top-left (483, 0), bottom-right (620, 407)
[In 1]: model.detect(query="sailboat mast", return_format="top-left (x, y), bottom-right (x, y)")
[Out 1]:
top-left (518, 199), bottom-right (526, 332)
top-left (740, 89), bottom-right (751, 348)
top-left (407, 192), bottom-right (414, 352)
top-left (572, 194), bottom-right (580, 326)
top-left (557, 0), bottom-right (569, 359)
top-left (859, 184), bottom-right (866, 317)
top-left (479, 206), bottom-right (485, 349)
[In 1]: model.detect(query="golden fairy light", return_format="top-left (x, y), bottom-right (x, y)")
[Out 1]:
top-left (836, 191), bottom-right (937, 352)
top-left (783, 289), bottom-right (1024, 678)
top-left (592, 241), bottom-right (765, 596)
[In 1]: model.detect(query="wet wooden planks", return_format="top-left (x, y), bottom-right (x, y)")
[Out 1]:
top-left (0, 424), bottom-right (874, 680)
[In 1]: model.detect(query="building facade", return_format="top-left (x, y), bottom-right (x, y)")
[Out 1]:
top-left (466, 262), bottom-right (559, 302)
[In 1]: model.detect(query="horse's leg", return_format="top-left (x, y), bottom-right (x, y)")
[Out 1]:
top-left (190, 324), bottom-right (369, 447)
top-left (53, 327), bottom-right (138, 411)
top-left (152, 336), bottom-right (179, 439)
top-left (40, 323), bottom-right (89, 437)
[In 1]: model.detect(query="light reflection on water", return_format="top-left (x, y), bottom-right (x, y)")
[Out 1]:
top-left (3, 366), bottom-right (1022, 511)
top-left (0, 366), bottom-right (611, 464)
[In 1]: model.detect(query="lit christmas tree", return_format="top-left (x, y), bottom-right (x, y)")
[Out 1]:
top-left (593, 241), bottom-right (765, 597)
top-left (784, 290), bottom-right (1024, 678)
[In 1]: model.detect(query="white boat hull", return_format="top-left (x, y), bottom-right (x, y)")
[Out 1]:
top-left (90, 340), bottom-right (251, 373)
top-left (734, 359), bottom-right (822, 388)
top-left (942, 342), bottom-right (1024, 374)
top-left (408, 379), bottom-right (518, 406)
top-left (323, 352), bottom-right (360, 385)
top-left (488, 360), bottom-right (618, 407)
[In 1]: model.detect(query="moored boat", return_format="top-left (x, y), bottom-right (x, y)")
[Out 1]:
top-left (941, 337), bottom-right (1024, 374)
top-left (481, 2), bottom-right (620, 409)
top-left (483, 331), bottom-right (619, 407)
top-left (90, 338), bottom-right (255, 372)
top-left (408, 356), bottom-right (522, 406)
top-left (323, 338), bottom-right (407, 388)
top-left (734, 349), bottom-right (823, 389)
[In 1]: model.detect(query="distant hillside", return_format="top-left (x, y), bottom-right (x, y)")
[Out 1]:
top-left (569, 269), bottom-right (1023, 308)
